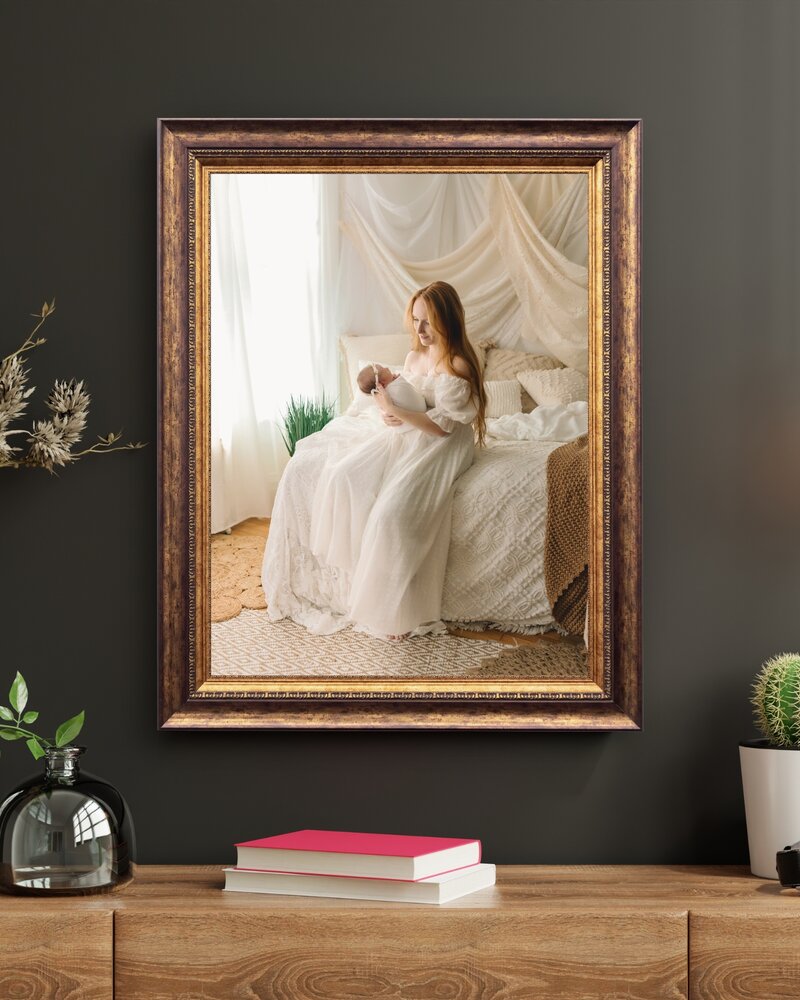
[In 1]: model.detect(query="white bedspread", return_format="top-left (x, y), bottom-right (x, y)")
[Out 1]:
top-left (442, 402), bottom-right (587, 630)
top-left (443, 437), bottom-right (562, 631)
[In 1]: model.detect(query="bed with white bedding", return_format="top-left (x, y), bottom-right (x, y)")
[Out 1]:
top-left (445, 437), bottom-right (558, 631)
top-left (444, 404), bottom-right (587, 632)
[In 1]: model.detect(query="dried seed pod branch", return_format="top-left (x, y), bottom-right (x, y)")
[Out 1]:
top-left (0, 301), bottom-right (146, 471)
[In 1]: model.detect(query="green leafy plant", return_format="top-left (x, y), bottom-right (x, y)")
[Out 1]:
top-left (280, 394), bottom-right (336, 457)
top-left (752, 653), bottom-right (800, 748)
top-left (0, 672), bottom-right (85, 761)
top-left (0, 300), bottom-right (146, 471)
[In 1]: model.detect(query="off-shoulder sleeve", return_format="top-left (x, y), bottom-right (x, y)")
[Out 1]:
top-left (427, 376), bottom-right (478, 433)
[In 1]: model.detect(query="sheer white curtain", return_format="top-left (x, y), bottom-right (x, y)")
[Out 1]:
top-left (210, 174), bottom-right (336, 532)
top-left (210, 171), bottom-right (588, 532)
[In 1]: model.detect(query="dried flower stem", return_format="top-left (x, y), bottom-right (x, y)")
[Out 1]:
top-left (72, 443), bottom-right (144, 458)
top-left (0, 300), bottom-right (146, 472)
top-left (1, 307), bottom-right (53, 367)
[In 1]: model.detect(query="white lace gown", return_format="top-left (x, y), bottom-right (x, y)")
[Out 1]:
top-left (262, 372), bottom-right (477, 639)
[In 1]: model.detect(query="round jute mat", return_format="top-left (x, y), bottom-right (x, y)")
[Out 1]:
top-left (211, 531), bottom-right (267, 622)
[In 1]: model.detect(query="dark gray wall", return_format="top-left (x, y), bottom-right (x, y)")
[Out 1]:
top-left (1, 0), bottom-right (797, 865)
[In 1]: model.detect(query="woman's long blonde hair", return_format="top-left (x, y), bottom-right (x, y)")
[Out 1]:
top-left (404, 281), bottom-right (486, 445)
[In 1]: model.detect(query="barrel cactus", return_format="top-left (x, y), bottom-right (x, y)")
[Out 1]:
top-left (752, 653), bottom-right (800, 748)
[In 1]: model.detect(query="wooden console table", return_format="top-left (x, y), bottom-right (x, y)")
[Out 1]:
top-left (1, 865), bottom-right (799, 999)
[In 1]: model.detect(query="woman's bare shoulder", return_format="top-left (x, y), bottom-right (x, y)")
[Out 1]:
top-left (448, 355), bottom-right (471, 377)
top-left (404, 349), bottom-right (427, 372)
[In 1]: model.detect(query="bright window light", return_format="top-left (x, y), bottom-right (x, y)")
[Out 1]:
top-left (211, 173), bottom-right (320, 448)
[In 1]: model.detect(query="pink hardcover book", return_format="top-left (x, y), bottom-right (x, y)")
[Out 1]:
top-left (234, 829), bottom-right (482, 881)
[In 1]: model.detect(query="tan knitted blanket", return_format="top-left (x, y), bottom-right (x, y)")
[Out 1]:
top-left (545, 435), bottom-right (589, 634)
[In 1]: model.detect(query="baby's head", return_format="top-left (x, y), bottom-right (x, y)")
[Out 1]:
top-left (357, 363), bottom-right (396, 395)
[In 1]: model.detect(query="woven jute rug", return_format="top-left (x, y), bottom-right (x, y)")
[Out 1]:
top-left (211, 610), bottom-right (589, 679)
top-left (211, 526), bottom-right (268, 623)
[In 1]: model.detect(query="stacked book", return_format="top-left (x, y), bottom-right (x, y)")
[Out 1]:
top-left (223, 829), bottom-right (495, 904)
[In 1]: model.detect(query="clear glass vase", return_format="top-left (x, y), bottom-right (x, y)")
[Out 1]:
top-left (0, 745), bottom-right (135, 895)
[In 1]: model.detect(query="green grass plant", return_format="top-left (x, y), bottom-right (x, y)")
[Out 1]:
top-left (280, 394), bottom-right (336, 457)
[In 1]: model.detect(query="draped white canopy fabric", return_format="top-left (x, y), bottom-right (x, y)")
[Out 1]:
top-left (210, 171), bottom-right (588, 532)
top-left (337, 173), bottom-right (588, 364)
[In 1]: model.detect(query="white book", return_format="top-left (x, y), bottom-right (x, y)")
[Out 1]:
top-left (223, 862), bottom-right (496, 905)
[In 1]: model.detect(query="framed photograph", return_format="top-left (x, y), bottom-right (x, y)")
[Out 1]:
top-left (158, 118), bottom-right (641, 730)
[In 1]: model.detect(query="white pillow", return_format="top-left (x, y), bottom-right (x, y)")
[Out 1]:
top-left (340, 334), bottom-right (410, 393)
top-left (516, 367), bottom-right (589, 405)
top-left (484, 380), bottom-right (522, 418)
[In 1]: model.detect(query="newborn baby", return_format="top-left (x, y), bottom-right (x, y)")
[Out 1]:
top-left (356, 363), bottom-right (427, 431)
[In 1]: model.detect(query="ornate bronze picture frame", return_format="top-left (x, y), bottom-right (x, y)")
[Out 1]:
top-left (158, 118), bottom-right (641, 730)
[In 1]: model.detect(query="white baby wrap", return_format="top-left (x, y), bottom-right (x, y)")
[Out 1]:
top-left (385, 374), bottom-right (427, 431)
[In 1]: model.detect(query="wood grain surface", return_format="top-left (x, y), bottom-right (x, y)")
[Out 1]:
top-left (0, 864), bottom-right (788, 910)
top-left (4, 867), bottom-right (800, 1000)
top-left (0, 864), bottom-right (791, 910)
top-left (0, 910), bottom-right (112, 1000)
top-left (115, 908), bottom-right (686, 1000)
top-left (691, 910), bottom-right (800, 1000)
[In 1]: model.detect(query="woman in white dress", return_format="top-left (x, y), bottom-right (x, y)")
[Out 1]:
top-left (262, 281), bottom-right (486, 640)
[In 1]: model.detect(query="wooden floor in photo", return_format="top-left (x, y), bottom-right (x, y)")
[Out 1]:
top-left (210, 518), bottom-right (588, 679)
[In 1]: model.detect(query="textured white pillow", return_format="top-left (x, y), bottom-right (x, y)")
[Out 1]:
top-left (478, 339), bottom-right (564, 412)
top-left (517, 367), bottom-right (589, 405)
top-left (485, 380), bottom-right (522, 418)
top-left (340, 334), bottom-right (409, 392)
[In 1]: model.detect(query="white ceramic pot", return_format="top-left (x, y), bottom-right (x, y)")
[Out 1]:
top-left (740, 739), bottom-right (800, 879)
